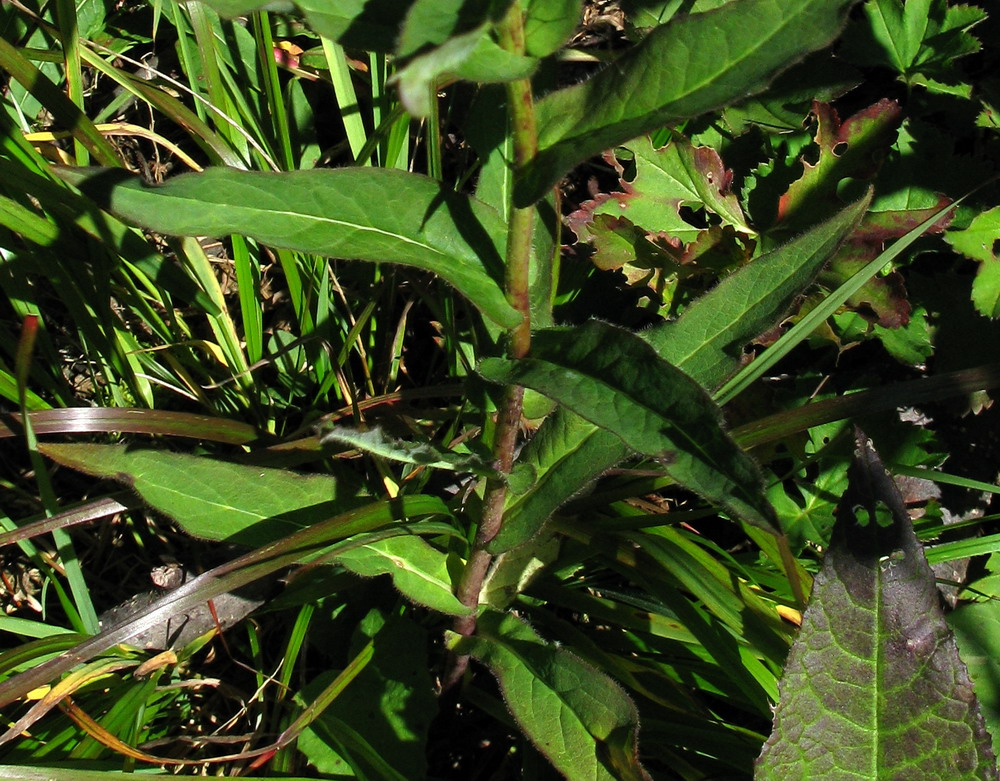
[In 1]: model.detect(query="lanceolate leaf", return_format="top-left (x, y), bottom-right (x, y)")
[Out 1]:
top-left (498, 198), bottom-right (868, 551)
top-left (480, 320), bottom-right (778, 531)
top-left (38, 442), bottom-right (374, 546)
top-left (321, 425), bottom-right (496, 476)
top-left (756, 430), bottom-right (999, 779)
top-left (56, 167), bottom-right (521, 329)
top-left (492, 408), bottom-right (623, 552)
top-left (516, 0), bottom-right (860, 204)
top-left (448, 610), bottom-right (651, 781)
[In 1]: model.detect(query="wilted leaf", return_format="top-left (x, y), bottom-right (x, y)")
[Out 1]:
top-left (756, 429), bottom-right (998, 779)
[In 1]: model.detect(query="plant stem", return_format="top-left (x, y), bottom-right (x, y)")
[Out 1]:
top-left (443, 2), bottom-right (538, 691)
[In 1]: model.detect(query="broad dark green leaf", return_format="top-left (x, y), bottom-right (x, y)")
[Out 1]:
top-left (396, 0), bottom-right (513, 58)
top-left (498, 197), bottom-right (868, 551)
top-left (299, 612), bottom-right (435, 779)
top-left (38, 442), bottom-right (372, 546)
top-left (56, 167), bottom-right (521, 329)
top-left (757, 430), bottom-right (998, 780)
top-left (480, 320), bottom-right (778, 531)
top-left (448, 610), bottom-right (651, 781)
top-left (198, 0), bottom-right (415, 52)
top-left (516, 0), bottom-right (859, 204)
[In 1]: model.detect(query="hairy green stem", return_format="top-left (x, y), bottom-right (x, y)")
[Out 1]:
top-left (443, 3), bottom-right (538, 691)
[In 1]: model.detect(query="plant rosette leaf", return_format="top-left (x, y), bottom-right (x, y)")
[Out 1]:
top-left (479, 320), bottom-right (778, 531)
top-left (516, 0), bottom-right (861, 204)
top-left (524, 0), bottom-right (583, 56)
top-left (756, 429), bottom-right (999, 779)
top-left (945, 206), bottom-right (1000, 318)
top-left (447, 610), bottom-right (651, 781)
top-left (55, 166), bottom-right (521, 329)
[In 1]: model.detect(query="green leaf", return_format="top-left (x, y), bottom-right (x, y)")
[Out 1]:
top-left (448, 610), bottom-right (650, 781)
top-left (951, 598), bottom-right (1000, 759)
top-left (332, 535), bottom-right (470, 615)
top-left (299, 612), bottom-right (436, 779)
top-left (646, 192), bottom-right (871, 390)
top-left (396, 0), bottom-right (512, 58)
top-left (498, 196), bottom-right (868, 551)
top-left (524, 0), bottom-right (583, 57)
top-left (56, 167), bottom-right (521, 329)
top-left (480, 320), bottom-right (778, 531)
top-left (198, 0), bottom-right (416, 52)
top-left (516, 0), bottom-right (860, 204)
top-left (37, 442), bottom-right (373, 546)
top-left (756, 430), bottom-right (998, 779)
top-left (320, 425), bottom-right (496, 476)
top-left (393, 27), bottom-right (538, 117)
top-left (493, 408), bottom-right (624, 552)
top-left (946, 206), bottom-right (1000, 318)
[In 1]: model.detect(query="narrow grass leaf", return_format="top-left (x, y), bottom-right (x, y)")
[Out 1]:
top-left (757, 430), bottom-right (999, 779)
top-left (56, 167), bottom-right (520, 328)
top-left (517, 0), bottom-right (859, 204)
top-left (448, 610), bottom-right (651, 781)
top-left (480, 321), bottom-right (778, 531)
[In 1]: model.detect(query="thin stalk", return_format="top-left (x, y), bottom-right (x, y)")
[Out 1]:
top-left (444, 3), bottom-right (538, 690)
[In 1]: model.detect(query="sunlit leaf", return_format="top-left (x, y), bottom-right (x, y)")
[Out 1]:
top-left (56, 167), bottom-right (521, 329)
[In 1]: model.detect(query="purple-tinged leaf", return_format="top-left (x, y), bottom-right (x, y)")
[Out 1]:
top-left (756, 428), bottom-right (998, 779)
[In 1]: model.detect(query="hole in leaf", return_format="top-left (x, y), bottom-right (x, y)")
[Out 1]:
top-left (832, 142), bottom-right (848, 157)
top-left (992, 239), bottom-right (1000, 259)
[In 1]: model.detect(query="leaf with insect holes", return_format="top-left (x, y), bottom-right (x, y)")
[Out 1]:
top-left (516, 0), bottom-right (861, 204)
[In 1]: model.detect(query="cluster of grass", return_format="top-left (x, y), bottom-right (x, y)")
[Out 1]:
top-left (0, 0), bottom-right (999, 778)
